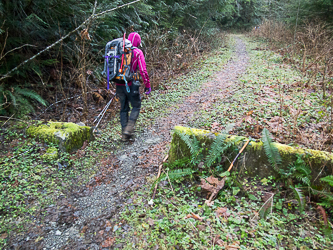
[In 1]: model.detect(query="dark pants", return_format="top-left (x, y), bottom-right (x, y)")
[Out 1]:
top-left (116, 84), bottom-right (141, 131)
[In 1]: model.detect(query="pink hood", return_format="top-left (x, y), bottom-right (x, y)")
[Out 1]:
top-left (128, 32), bottom-right (141, 47)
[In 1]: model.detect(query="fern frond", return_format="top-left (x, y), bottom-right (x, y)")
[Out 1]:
top-left (205, 133), bottom-right (228, 168)
top-left (205, 123), bottom-right (236, 168)
top-left (175, 129), bottom-right (202, 164)
top-left (7, 91), bottom-right (17, 107)
top-left (164, 157), bottom-right (190, 169)
top-left (258, 194), bottom-right (274, 219)
top-left (296, 164), bottom-right (311, 176)
top-left (293, 173), bottom-right (311, 186)
top-left (320, 175), bottom-right (333, 187)
top-left (175, 130), bottom-right (200, 156)
top-left (290, 185), bottom-right (305, 212)
top-left (164, 168), bottom-right (195, 181)
top-left (14, 87), bottom-right (47, 106)
top-left (261, 128), bottom-right (281, 171)
top-left (151, 168), bottom-right (195, 191)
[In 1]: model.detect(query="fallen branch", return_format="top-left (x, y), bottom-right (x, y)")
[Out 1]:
top-left (151, 154), bottom-right (168, 199)
top-left (0, 0), bottom-right (141, 82)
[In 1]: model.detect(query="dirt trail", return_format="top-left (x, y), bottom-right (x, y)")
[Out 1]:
top-left (40, 36), bottom-right (249, 249)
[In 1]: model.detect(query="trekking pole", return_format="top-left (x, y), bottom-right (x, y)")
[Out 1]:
top-left (93, 94), bottom-right (116, 132)
top-left (93, 97), bottom-right (113, 123)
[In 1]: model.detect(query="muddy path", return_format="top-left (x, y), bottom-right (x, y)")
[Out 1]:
top-left (15, 37), bottom-right (248, 250)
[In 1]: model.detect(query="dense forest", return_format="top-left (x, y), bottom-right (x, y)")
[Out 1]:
top-left (1, 0), bottom-right (333, 249)
top-left (0, 0), bottom-right (332, 118)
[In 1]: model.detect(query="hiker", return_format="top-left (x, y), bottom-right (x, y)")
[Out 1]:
top-left (117, 32), bottom-right (151, 141)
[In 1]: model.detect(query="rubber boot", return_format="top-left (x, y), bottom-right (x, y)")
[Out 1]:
top-left (123, 120), bottom-right (135, 137)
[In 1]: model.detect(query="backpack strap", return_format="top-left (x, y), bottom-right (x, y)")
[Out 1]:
top-left (105, 55), bottom-right (110, 90)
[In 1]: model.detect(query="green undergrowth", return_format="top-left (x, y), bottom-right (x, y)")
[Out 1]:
top-left (188, 36), bottom-right (330, 151)
top-left (0, 35), bottom-right (234, 247)
top-left (113, 175), bottom-right (332, 249)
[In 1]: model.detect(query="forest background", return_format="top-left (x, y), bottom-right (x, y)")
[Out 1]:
top-left (0, 0), bottom-right (332, 120)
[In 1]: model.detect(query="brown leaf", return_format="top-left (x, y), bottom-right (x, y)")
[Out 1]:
top-left (191, 212), bottom-right (204, 221)
top-left (81, 225), bottom-right (88, 234)
top-left (101, 237), bottom-right (116, 248)
top-left (200, 176), bottom-right (220, 193)
top-left (184, 213), bottom-right (204, 221)
top-left (80, 29), bottom-right (91, 40)
top-left (0, 233), bottom-right (8, 240)
top-left (244, 115), bottom-right (254, 123)
top-left (216, 239), bottom-right (225, 247)
top-left (246, 110), bottom-right (254, 116)
top-left (227, 241), bottom-right (241, 249)
top-left (216, 207), bottom-right (227, 216)
top-left (196, 224), bottom-right (206, 231)
top-left (205, 200), bottom-right (214, 206)
top-left (148, 218), bottom-right (155, 226)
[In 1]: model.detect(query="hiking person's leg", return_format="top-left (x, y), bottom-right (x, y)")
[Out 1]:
top-left (117, 85), bottom-right (130, 140)
top-left (124, 83), bottom-right (141, 137)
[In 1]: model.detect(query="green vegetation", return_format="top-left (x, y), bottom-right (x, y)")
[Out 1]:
top-left (0, 37), bottom-right (233, 247)
top-left (114, 175), bottom-right (333, 249)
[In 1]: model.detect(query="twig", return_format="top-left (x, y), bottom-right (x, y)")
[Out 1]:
top-left (0, 0), bottom-right (141, 82)
top-left (205, 139), bottom-right (250, 206)
top-left (0, 116), bottom-right (28, 123)
top-left (151, 155), bottom-right (168, 199)
top-left (1, 113), bottom-right (15, 127)
top-left (166, 169), bottom-right (175, 196)
top-left (227, 139), bottom-right (250, 172)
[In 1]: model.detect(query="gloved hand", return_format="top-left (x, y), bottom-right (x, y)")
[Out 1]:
top-left (145, 87), bottom-right (151, 95)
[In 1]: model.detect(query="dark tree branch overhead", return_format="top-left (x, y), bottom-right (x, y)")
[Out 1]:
top-left (0, 0), bottom-right (141, 82)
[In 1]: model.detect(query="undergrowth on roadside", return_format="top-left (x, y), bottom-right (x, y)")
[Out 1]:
top-left (113, 175), bottom-right (332, 249)
top-left (189, 36), bottom-right (332, 152)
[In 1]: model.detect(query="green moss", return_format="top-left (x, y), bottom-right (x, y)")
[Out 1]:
top-left (169, 126), bottom-right (333, 180)
top-left (42, 147), bottom-right (58, 161)
top-left (26, 122), bottom-right (94, 152)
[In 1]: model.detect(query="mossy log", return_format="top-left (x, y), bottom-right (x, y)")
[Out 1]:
top-left (26, 122), bottom-right (94, 153)
top-left (169, 126), bottom-right (333, 181)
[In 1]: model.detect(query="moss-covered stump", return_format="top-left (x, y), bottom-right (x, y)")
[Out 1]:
top-left (169, 126), bottom-right (333, 181)
top-left (27, 122), bottom-right (94, 152)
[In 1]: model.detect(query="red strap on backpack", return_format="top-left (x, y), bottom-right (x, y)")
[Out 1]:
top-left (119, 32), bottom-right (126, 73)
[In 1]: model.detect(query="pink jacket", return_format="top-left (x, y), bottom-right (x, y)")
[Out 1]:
top-left (116, 32), bottom-right (150, 89)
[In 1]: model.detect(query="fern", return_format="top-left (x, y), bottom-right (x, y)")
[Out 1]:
top-left (151, 168), bottom-right (195, 191)
top-left (261, 128), bottom-right (282, 171)
top-left (14, 87), bottom-right (47, 106)
top-left (258, 194), bottom-right (274, 219)
top-left (320, 175), bottom-right (333, 186)
top-left (164, 168), bottom-right (195, 181)
top-left (205, 123), bottom-right (235, 168)
top-left (205, 133), bottom-right (228, 168)
top-left (175, 129), bottom-right (202, 164)
top-left (290, 185), bottom-right (305, 212)
top-left (164, 157), bottom-right (191, 170)
top-left (7, 91), bottom-right (17, 107)
top-left (0, 85), bottom-right (47, 116)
